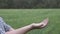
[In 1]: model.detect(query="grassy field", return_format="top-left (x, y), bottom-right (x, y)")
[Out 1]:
top-left (0, 9), bottom-right (60, 34)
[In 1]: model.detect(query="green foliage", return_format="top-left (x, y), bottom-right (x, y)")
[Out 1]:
top-left (0, 0), bottom-right (60, 8)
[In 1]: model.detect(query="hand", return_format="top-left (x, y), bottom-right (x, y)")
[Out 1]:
top-left (32, 18), bottom-right (48, 29)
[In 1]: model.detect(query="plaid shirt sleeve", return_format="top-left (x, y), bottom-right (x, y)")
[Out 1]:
top-left (0, 17), bottom-right (12, 32)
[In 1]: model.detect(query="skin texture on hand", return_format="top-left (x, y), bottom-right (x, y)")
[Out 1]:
top-left (31, 18), bottom-right (48, 29)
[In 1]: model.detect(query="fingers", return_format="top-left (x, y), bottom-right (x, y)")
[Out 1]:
top-left (32, 18), bottom-right (49, 29)
top-left (40, 18), bottom-right (49, 28)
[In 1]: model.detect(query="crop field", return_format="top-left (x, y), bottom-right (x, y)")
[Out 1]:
top-left (0, 9), bottom-right (60, 34)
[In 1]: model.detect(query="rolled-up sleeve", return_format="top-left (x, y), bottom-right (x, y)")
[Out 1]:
top-left (3, 23), bottom-right (12, 32)
top-left (0, 17), bottom-right (12, 32)
top-left (0, 29), bottom-right (5, 34)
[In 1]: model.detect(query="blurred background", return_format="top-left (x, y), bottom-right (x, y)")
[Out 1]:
top-left (0, 0), bottom-right (60, 9)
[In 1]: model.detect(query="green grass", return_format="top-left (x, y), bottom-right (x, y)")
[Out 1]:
top-left (0, 9), bottom-right (60, 34)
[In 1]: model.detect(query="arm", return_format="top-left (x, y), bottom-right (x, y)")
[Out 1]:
top-left (5, 18), bottom-right (48, 34)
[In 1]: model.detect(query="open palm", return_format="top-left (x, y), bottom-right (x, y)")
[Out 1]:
top-left (32, 18), bottom-right (48, 29)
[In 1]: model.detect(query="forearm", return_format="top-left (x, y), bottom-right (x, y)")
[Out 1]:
top-left (5, 24), bottom-right (33, 34)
